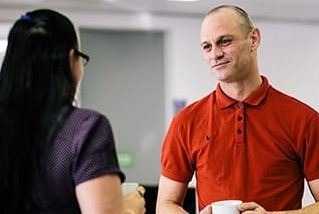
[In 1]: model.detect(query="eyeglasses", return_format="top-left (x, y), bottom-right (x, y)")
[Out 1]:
top-left (74, 49), bottom-right (90, 66)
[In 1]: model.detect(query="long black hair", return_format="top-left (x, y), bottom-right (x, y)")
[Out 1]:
top-left (0, 9), bottom-right (79, 212)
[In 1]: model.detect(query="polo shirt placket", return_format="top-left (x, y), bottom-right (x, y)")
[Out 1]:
top-left (235, 102), bottom-right (245, 145)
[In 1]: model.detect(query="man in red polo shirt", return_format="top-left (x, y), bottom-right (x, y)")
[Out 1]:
top-left (156, 5), bottom-right (319, 214)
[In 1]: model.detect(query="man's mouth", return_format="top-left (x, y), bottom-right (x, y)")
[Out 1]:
top-left (212, 61), bottom-right (230, 68)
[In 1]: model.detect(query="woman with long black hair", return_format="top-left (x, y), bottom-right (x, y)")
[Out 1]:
top-left (0, 9), bottom-right (145, 213)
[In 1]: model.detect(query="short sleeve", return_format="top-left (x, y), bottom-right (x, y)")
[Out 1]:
top-left (72, 114), bottom-right (125, 185)
top-left (161, 116), bottom-right (194, 183)
top-left (303, 112), bottom-right (319, 181)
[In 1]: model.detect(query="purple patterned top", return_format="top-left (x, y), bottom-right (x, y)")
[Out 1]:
top-left (31, 105), bottom-right (125, 213)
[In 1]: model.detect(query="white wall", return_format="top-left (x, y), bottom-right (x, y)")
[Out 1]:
top-left (257, 20), bottom-right (319, 111)
top-left (0, 9), bottom-right (318, 207)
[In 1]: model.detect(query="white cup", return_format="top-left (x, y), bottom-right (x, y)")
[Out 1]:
top-left (121, 182), bottom-right (138, 196)
top-left (211, 200), bottom-right (242, 214)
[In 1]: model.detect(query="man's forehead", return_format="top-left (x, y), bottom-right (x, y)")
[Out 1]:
top-left (207, 7), bottom-right (239, 19)
top-left (202, 8), bottom-right (240, 28)
top-left (200, 10), bottom-right (242, 41)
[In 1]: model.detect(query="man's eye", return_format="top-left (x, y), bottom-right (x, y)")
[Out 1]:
top-left (202, 44), bottom-right (211, 51)
top-left (220, 39), bottom-right (231, 46)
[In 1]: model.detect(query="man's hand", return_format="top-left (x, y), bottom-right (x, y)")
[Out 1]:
top-left (238, 202), bottom-right (268, 214)
top-left (200, 205), bottom-right (212, 214)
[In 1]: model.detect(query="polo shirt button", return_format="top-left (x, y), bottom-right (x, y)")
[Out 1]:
top-left (238, 103), bottom-right (243, 108)
top-left (238, 116), bottom-right (242, 121)
top-left (237, 129), bottom-right (242, 134)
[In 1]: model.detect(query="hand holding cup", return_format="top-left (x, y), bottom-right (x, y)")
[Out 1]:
top-left (122, 183), bottom-right (146, 214)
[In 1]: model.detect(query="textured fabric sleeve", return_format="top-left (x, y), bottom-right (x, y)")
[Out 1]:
top-left (303, 112), bottom-right (319, 181)
top-left (72, 114), bottom-right (125, 185)
top-left (161, 116), bottom-right (194, 183)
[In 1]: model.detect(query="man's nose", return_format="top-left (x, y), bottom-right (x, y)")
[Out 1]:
top-left (209, 46), bottom-right (224, 60)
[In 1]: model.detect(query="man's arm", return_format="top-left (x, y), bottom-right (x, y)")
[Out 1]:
top-left (156, 175), bottom-right (189, 214)
top-left (308, 178), bottom-right (319, 201)
top-left (239, 202), bottom-right (319, 214)
top-left (281, 202), bottom-right (319, 214)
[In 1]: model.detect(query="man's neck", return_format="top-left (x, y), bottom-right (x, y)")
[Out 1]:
top-left (220, 74), bottom-right (263, 102)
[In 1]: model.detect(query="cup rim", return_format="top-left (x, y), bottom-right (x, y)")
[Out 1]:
top-left (122, 182), bottom-right (139, 186)
top-left (211, 199), bottom-right (243, 206)
top-left (121, 182), bottom-right (139, 195)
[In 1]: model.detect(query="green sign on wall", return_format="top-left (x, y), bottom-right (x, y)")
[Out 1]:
top-left (117, 151), bottom-right (134, 168)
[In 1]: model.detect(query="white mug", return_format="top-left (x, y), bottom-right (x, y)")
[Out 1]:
top-left (121, 182), bottom-right (138, 196)
top-left (211, 200), bottom-right (242, 214)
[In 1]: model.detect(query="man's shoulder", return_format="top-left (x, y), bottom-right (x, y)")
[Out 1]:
top-left (269, 86), bottom-right (318, 116)
top-left (174, 92), bottom-right (215, 122)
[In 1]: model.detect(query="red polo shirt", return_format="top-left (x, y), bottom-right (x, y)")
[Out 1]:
top-left (161, 76), bottom-right (319, 211)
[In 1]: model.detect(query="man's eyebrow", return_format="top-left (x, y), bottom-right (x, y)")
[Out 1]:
top-left (201, 34), bottom-right (234, 46)
top-left (200, 41), bottom-right (209, 47)
top-left (217, 35), bottom-right (233, 40)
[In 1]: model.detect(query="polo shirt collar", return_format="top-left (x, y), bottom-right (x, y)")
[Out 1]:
top-left (216, 75), bottom-right (270, 109)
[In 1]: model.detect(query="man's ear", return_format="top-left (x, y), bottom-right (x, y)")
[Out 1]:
top-left (249, 27), bottom-right (261, 51)
top-left (69, 49), bottom-right (75, 70)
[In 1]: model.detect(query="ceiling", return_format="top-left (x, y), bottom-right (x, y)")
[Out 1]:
top-left (0, 0), bottom-right (319, 23)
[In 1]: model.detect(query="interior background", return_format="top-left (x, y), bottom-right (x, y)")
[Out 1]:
top-left (0, 0), bottom-right (318, 212)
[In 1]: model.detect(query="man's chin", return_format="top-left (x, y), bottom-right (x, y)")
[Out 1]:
top-left (211, 69), bottom-right (229, 80)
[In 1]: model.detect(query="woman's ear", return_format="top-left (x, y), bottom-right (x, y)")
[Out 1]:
top-left (249, 27), bottom-right (261, 51)
top-left (69, 49), bottom-right (75, 71)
